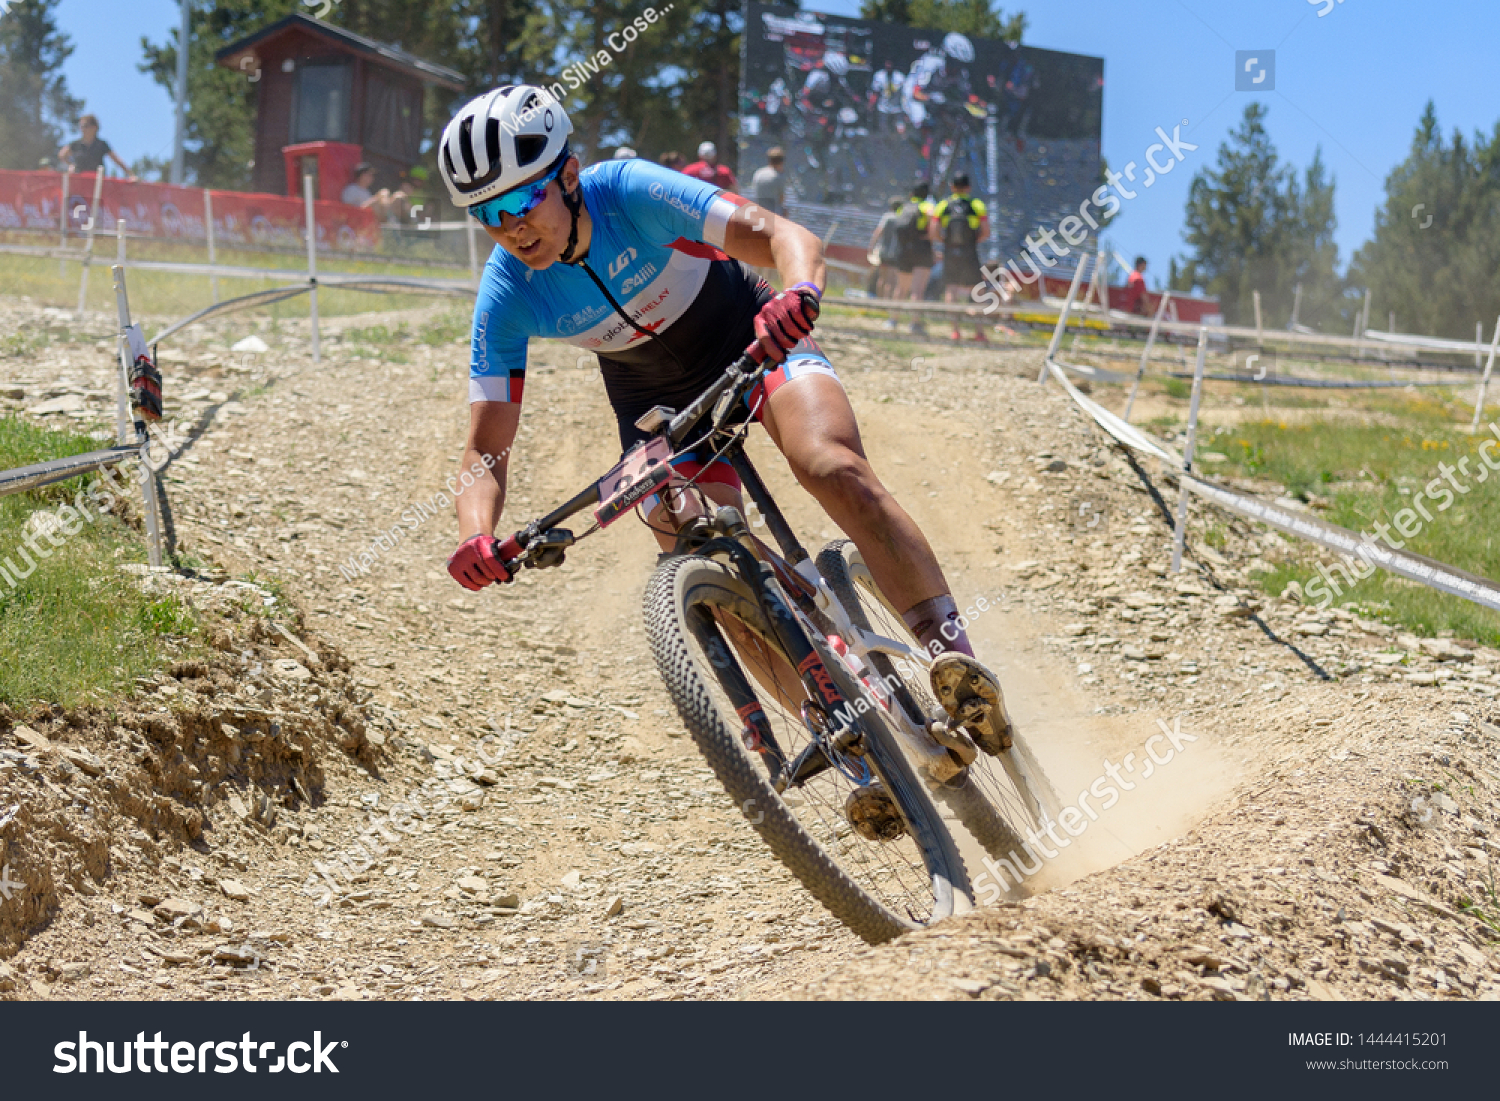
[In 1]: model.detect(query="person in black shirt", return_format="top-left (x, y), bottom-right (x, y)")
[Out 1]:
top-left (58, 115), bottom-right (135, 178)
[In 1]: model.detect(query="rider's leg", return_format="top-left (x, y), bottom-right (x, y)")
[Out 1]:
top-left (757, 368), bottom-right (974, 659)
top-left (758, 375), bottom-right (1013, 751)
top-left (891, 269), bottom-right (911, 326)
top-left (910, 265), bottom-right (931, 332)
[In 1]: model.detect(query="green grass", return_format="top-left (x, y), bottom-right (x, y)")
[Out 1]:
top-left (0, 416), bottom-right (201, 708)
top-left (1215, 401), bottom-right (1500, 645)
top-left (0, 242), bottom-right (470, 324)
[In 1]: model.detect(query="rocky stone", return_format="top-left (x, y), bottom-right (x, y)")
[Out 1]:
top-left (11, 724), bottom-right (50, 751)
top-left (456, 876), bottom-right (487, 895)
top-left (154, 898), bottom-right (202, 923)
top-left (604, 895), bottom-right (624, 918)
top-left (220, 879), bottom-right (251, 902)
top-left (29, 394), bottom-right (86, 415)
top-left (60, 748), bottom-right (105, 776)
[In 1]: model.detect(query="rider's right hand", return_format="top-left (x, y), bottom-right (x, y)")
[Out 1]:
top-left (447, 534), bottom-right (513, 591)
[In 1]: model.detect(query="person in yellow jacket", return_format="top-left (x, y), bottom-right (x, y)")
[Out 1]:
top-left (929, 172), bottom-right (989, 342)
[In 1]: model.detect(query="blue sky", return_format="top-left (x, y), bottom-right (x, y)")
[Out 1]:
top-left (54, 0), bottom-right (1500, 285)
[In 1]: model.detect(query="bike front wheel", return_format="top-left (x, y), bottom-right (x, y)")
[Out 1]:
top-left (643, 553), bottom-right (971, 944)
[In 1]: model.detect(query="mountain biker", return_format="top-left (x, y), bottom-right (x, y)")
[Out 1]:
top-left (930, 172), bottom-right (989, 342)
top-left (438, 85), bottom-right (1011, 755)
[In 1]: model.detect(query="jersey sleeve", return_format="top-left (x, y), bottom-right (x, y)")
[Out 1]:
top-left (468, 261), bottom-right (533, 405)
top-left (971, 199), bottom-right (988, 218)
top-left (614, 158), bottom-right (741, 251)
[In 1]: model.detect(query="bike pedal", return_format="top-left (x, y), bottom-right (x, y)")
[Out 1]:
top-left (927, 719), bottom-right (978, 768)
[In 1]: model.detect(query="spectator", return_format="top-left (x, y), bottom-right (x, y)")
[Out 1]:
top-left (890, 182), bottom-right (935, 334)
top-left (1123, 255), bottom-right (1149, 315)
top-left (613, 146), bottom-right (637, 160)
top-left (868, 196), bottom-right (904, 314)
top-left (660, 151), bottom-right (686, 172)
top-left (683, 141), bottom-right (737, 190)
top-left (58, 114), bottom-right (135, 179)
top-left (749, 147), bottom-right (786, 215)
top-left (341, 162), bottom-right (407, 220)
top-left (930, 172), bottom-right (989, 342)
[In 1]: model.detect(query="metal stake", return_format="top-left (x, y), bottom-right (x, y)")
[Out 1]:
top-left (1472, 312), bottom-right (1500, 433)
top-left (1040, 256), bottom-right (1088, 384)
top-left (1124, 290), bottom-right (1172, 422)
top-left (1171, 327), bottom-right (1208, 574)
top-left (304, 173), bottom-right (320, 364)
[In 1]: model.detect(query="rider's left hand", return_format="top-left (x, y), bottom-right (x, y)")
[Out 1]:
top-left (752, 286), bottom-right (820, 364)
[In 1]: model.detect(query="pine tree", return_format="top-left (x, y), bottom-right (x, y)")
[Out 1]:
top-left (0, 0), bottom-right (83, 171)
top-left (1348, 102), bottom-right (1500, 340)
top-left (1175, 103), bottom-right (1343, 329)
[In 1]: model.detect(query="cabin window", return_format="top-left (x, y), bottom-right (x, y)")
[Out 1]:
top-left (292, 60), bottom-right (352, 142)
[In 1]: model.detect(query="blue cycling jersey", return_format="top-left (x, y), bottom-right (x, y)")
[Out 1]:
top-left (468, 158), bottom-right (756, 407)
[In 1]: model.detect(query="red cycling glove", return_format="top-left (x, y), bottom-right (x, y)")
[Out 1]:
top-left (752, 286), bottom-right (820, 364)
top-left (447, 534), bottom-right (513, 591)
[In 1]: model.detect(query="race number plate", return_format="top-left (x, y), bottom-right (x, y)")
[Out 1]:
top-left (594, 436), bottom-right (675, 528)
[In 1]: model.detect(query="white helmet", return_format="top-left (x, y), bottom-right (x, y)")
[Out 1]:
top-left (697, 140), bottom-right (717, 159)
top-left (613, 146), bottom-right (636, 159)
top-left (439, 84), bottom-right (572, 209)
top-left (823, 50), bottom-right (849, 75)
top-left (942, 33), bottom-right (975, 62)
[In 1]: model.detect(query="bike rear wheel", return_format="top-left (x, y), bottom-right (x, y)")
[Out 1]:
top-left (643, 553), bottom-right (971, 944)
top-left (816, 540), bottom-right (1063, 879)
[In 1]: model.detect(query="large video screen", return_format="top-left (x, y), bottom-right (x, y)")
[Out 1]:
top-left (739, 4), bottom-right (1103, 261)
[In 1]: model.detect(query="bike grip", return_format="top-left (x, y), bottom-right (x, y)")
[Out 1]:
top-left (496, 533), bottom-right (524, 569)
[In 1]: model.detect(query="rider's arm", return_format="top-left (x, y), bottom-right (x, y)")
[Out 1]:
top-left (720, 203), bottom-right (825, 293)
top-left (456, 401), bottom-right (521, 540)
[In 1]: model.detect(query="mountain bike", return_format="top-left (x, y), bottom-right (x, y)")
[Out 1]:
top-left (487, 347), bottom-right (1060, 943)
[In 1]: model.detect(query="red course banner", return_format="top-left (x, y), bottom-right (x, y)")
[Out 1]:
top-left (0, 170), bottom-right (380, 253)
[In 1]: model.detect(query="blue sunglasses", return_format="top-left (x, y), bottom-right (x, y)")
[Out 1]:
top-left (467, 154), bottom-right (568, 227)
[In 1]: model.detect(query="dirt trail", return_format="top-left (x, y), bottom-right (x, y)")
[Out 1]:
top-left (2, 299), bottom-right (1497, 1001)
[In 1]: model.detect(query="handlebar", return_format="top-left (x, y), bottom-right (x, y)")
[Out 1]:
top-left (493, 346), bottom-right (770, 577)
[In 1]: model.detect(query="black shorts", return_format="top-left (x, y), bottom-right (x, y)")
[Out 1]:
top-left (943, 254), bottom-right (983, 288)
top-left (896, 242), bottom-right (934, 273)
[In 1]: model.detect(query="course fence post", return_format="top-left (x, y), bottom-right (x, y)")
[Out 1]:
top-left (1124, 290), bottom-right (1171, 423)
top-left (112, 263), bottom-right (163, 568)
top-left (204, 188), bottom-right (219, 304)
top-left (1472, 312), bottom-right (1500, 434)
top-left (304, 173), bottom-right (320, 364)
top-left (1253, 289), bottom-right (1263, 347)
top-left (59, 167), bottom-right (72, 277)
top-left (76, 170), bottom-right (105, 318)
top-left (111, 264), bottom-right (131, 446)
top-left (1360, 288), bottom-right (1372, 356)
top-left (1040, 255), bottom-right (1088, 384)
top-left (1171, 326), bottom-right (1208, 574)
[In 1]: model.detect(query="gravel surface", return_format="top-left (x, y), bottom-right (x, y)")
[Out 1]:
top-left (1, 297), bottom-right (1496, 1001)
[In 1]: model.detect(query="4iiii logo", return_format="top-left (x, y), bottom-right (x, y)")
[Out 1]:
top-left (608, 247), bottom-right (638, 278)
top-left (796, 652), bottom-right (842, 708)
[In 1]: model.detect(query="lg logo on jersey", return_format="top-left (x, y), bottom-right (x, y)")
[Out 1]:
top-left (608, 247), bottom-right (638, 278)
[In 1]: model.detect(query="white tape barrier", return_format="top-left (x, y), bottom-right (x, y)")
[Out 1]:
top-left (1043, 356), bottom-right (1500, 615)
